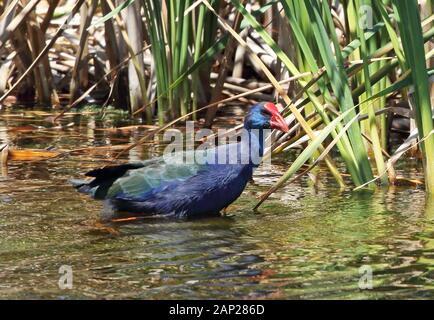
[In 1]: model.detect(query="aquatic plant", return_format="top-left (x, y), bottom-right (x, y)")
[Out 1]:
top-left (0, 0), bottom-right (433, 197)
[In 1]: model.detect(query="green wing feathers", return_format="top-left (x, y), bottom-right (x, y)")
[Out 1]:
top-left (105, 153), bottom-right (204, 199)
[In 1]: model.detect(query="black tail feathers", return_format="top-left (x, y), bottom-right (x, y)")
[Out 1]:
top-left (71, 162), bottom-right (145, 199)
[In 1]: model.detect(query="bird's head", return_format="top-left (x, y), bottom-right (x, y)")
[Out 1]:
top-left (244, 102), bottom-right (289, 133)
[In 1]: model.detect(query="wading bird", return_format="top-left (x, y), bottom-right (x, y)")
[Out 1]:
top-left (72, 102), bottom-right (289, 219)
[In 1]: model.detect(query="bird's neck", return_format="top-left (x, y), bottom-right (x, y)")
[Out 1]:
top-left (242, 128), bottom-right (268, 164)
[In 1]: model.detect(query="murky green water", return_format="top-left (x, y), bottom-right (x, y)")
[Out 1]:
top-left (0, 108), bottom-right (433, 299)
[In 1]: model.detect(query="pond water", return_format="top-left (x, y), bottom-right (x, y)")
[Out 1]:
top-left (0, 108), bottom-right (433, 299)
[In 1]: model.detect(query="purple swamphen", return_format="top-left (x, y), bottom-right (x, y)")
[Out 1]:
top-left (73, 102), bottom-right (289, 219)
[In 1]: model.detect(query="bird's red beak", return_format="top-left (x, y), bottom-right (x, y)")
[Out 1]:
top-left (264, 102), bottom-right (289, 133)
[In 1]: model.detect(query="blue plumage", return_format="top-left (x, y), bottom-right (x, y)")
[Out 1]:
top-left (73, 102), bottom-right (288, 219)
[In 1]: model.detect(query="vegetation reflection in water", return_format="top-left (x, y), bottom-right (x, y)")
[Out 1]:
top-left (0, 110), bottom-right (433, 299)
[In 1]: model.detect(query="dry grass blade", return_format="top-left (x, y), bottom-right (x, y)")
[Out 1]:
top-left (7, 149), bottom-right (61, 161)
top-left (69, 0), bottom-right (98, 103)
top-left (0, 0), bottom-right (86, 105)
top-left (204, 2), bottom-right (244, 126)
top-left (0, 0), bottom-right (20, 28)
top-left (26, 1), bottom-right (55, 105)
top-left (0, 0), bottom-right (41, 50)
top-left (106, 0), bottom-right (149, 116)
top-left (0, 143), bottom-right (9, 167)
top-left (354, 129), bottom-right (434, 191)
top-left (40, 0), bottom-right (61, 33)
top-left (53, 44), bottom-right (152, 122)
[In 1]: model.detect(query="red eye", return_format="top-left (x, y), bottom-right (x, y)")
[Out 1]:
top-left (261, 110), bottom-right (270, 117)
